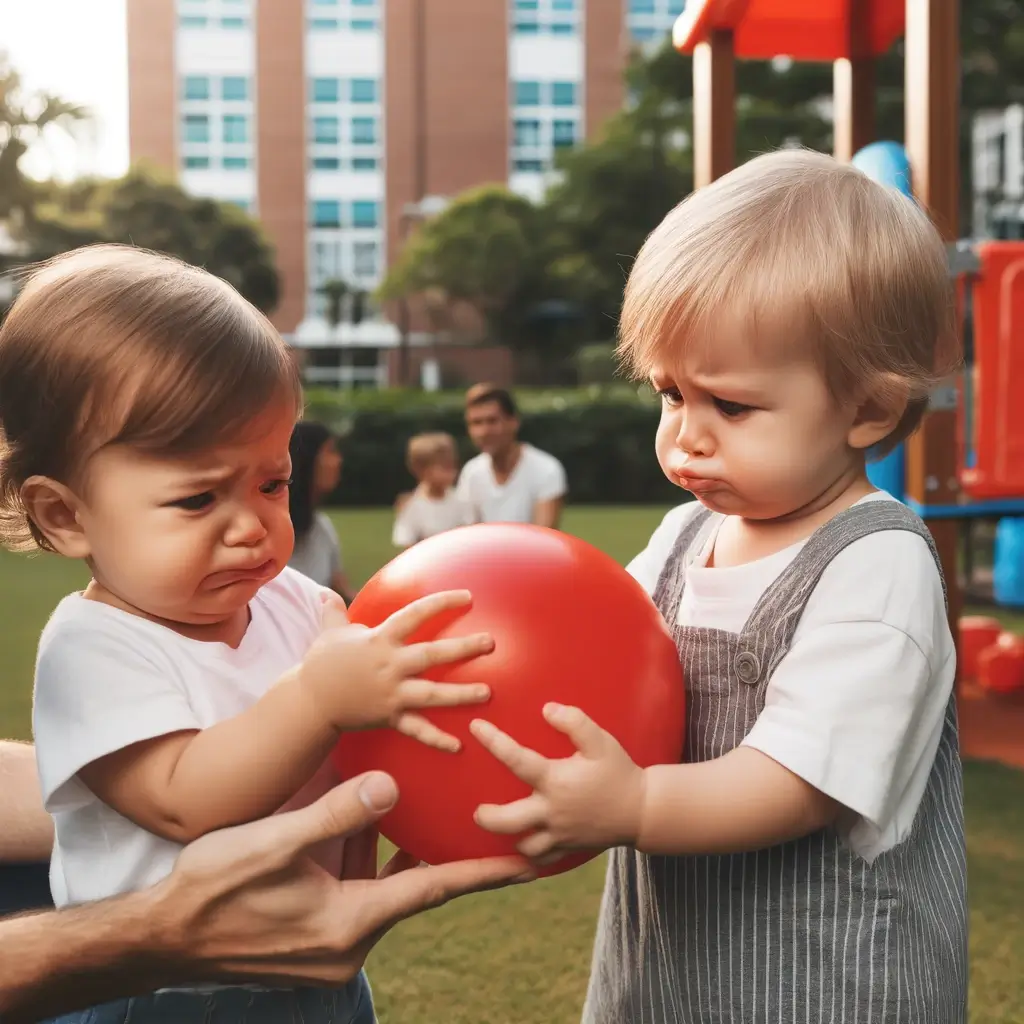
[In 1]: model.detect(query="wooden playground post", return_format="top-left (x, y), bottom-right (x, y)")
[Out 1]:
top-left (833, 15), bottom-right (875, 162)
top-left (903, 0), bottom-right (963, 636)
top-left (692, 30), bottom-right (735, 189)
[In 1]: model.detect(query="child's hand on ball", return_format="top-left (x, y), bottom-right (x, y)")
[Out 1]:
top-left (469, 704), bottom-right (646, 863)
top-left (298, 592), bottom-right (494, 752)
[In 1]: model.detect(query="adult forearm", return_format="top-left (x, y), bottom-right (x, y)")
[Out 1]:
top-left (0, 889), bottom-right (179, 1023)
top-left (0, 741), bottom-right (53, 862)
top-left (636, 747), bottom-right (839, 856)
top-left (163, 668), bottom-right (339, 840)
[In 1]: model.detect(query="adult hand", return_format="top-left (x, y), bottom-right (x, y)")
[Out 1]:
top-left (163, 770), bottom-right (534, 986)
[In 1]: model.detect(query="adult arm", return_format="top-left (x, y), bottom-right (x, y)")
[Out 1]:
top-left (0, 741), bottom-right (53, 862)
top-left (0, 771), bottom-right (531, 1024)
top-left (530, 454), bottom-right (568, 530)
top-left (531, 496), bottom-right (564, 530)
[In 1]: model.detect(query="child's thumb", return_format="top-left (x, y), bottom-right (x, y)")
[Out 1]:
top-left (320, 591), bottom-right (350, 629)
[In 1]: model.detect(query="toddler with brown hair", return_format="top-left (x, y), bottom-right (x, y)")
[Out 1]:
top-left (392, 431), bottom-right (475, 548)
top-left (0, 245), bottom-right (503, 1024)
top-left (468, 149), bottom-right (969, 1023)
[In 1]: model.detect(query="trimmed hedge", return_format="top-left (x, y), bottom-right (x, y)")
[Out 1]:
top-left (302, 385), bottom-right (682, 507)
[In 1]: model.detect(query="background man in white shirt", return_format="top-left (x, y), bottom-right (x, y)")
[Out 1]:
top-left (456, 384), bottom-right (568, 529)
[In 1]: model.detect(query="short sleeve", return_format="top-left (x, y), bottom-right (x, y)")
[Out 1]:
top-left (392, 500), bottom-right (419, 547)
top-left (34, 624), bottom-right (200, 812)
top-left (535, 454), bottom-right (567, 502)
top-left (626, 502), bottom-right (702, 596)
top-left (740, 527), bottom-right (954, 861)
top-left (319, 512), bottom-right (343, 575)
top-left (455, 462), bottom-right (476, 506)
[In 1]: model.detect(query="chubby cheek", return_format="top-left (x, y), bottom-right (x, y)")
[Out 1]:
top-left (655, 414), bottom-right (680, 479)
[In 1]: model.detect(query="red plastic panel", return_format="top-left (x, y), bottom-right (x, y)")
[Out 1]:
top-left (673, 0), bottom-right (904, 61)
top-left (961, 242), bottom-right (1024, 499)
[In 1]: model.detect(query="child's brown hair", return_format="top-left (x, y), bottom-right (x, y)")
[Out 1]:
top-left (406, 432), bottom-right (458, 478)
top-left (0, 244), bottom-right (302, 552)
top-left (617, 148), bottom-right (960, 456)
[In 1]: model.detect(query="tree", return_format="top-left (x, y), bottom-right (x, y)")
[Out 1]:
top-left (0, 52), bottom-right (89, 230)
top-left (378, 185), bottom-right (550, 345)
top-left (21, 165), bottom-right (280, 312)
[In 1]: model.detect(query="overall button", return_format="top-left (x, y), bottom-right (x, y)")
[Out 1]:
top-left (734, 650), bottom-right (760, 685)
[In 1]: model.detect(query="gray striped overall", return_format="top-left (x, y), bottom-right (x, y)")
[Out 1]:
top-left (583, 501), bottom-right (968, 1024)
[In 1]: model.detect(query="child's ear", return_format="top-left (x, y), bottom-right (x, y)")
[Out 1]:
top-left (19, 476), bottom-right (92, 559)
top-left (847, 378), bottom-right (908, 452)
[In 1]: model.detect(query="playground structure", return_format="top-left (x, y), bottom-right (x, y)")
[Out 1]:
top-left (673, 0), bottom-right (1024, 697)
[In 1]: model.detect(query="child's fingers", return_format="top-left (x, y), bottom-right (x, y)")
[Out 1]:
top-left (468, 718), bottom-right (549, 788)
top-left (396, 678), bottom-right (491, 709)
top-left (378, 590), bottom-right (474, 642)
top-left (395, 712), bottom-right (462, 752)
top-left (516, 830), bottom-right (560, 861)
top-left (541, 703), bottom-right (611, 758)
top-left (474, 793), bottom-right (548, 836)
top-left (399, 632), bottom-right (494, 676)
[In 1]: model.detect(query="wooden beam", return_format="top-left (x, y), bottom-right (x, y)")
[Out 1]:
top-left (693, 30), bottom-right (736, 188)
top-left (833, 1), bottom-right (875, 163)
top-left (903, 0), bottom-right (963, 645)
top-left (833, 58), bottom-right (876, 162)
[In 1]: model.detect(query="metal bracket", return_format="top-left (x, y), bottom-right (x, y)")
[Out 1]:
top-left (947, 241), bottom-right (981, 276)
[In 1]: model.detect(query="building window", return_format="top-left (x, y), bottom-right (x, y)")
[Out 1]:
top-left (514, 20), bottom-right (540, 33)
top-left (312, 0), bottom-right (339, 5)
top-left (551, 22), bottom-right (574, 34)
top-left (183, 114), bottom-right (210, 144)
top-left (223, 156), bottom-right (249, 169)
top-left (313, 156), bottom-right (341, 170)
top-left (184, 155), bottom-right (210, 169)
top-left (312, 77), bottom-right (340, 103)
top-left (313, 116), bottom-right (340, 144)
top-left (179, 15), bottom-right (207, 28)
top-left (183, 76), bottom-right (209, 101)
top-left (552, 119), bottom-right (577, 147)
top-left (351, 200), bottom-right (378, 228)
top-left (352, 157), bottom-right (377, 171)
top-left (552, 0), bottom-right (576, 8)
top-left (350, 18), bottom-right (377, 30)
top-left (221, 76), bottom-right (248, 101)
top-left (551, 81), bottom-right (576, 106)
top-left (350, 78), bottom-right (377, 103)
top-left (312, 200), bottom-right (342, 228)
top-left (514, 119), bottom-right (541, 147)
top-left (223, 114), bottom-right (248, 144)
top-left (351, 117), bottom-right (376, 145)
top-left (221, 16), bottom-right (248, 28)
top-left (514, 81), bottom-right (541, 106)
top-left (310, 17), bottom-right (339, 29)
top-left (515, 0), bottom-right (539, 7)
top-left (629, 0), bottom-right (656, 11)
top-left (353, 241), bottom-right (378, 277)
top-left (514, 158), bottom-right (544, 172)
top-left (352, 0), bottom-right (376, 5)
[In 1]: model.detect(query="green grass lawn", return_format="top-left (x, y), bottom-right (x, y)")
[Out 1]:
top-left (1, 505), bottom-right (1023, 1022)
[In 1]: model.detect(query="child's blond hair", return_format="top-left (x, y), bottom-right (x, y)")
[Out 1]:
top-left (0, 244), bottom-right (301, 552)
top-left (618, 148), bottom-right (959, 455)
top-left (406, 432), bottom-right (458, 478)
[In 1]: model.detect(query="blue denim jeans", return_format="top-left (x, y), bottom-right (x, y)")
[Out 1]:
top-left (45, 970), bottom-right (375, 1024)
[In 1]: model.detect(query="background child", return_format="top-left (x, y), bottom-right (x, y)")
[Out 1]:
top-left (392, 431), bottom-right (475, 548)
top-left (0, 245), bottom-right (496, 1024)
top-left (467, 149), bottom-right (969, 1022)
top-left (287, 419), bottom-right (357, 601)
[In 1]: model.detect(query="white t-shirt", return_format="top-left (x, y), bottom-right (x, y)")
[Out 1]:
top-left (456, 443), bottom-right (567, 524)
top-left (392, 487), bottom-right (475, 547)
top-left (288, 510), bottom-right (342, 588)
top-left (33, 567), bottom-right (343, 908)
top-left (627, 492), bottom-right (955, 864)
